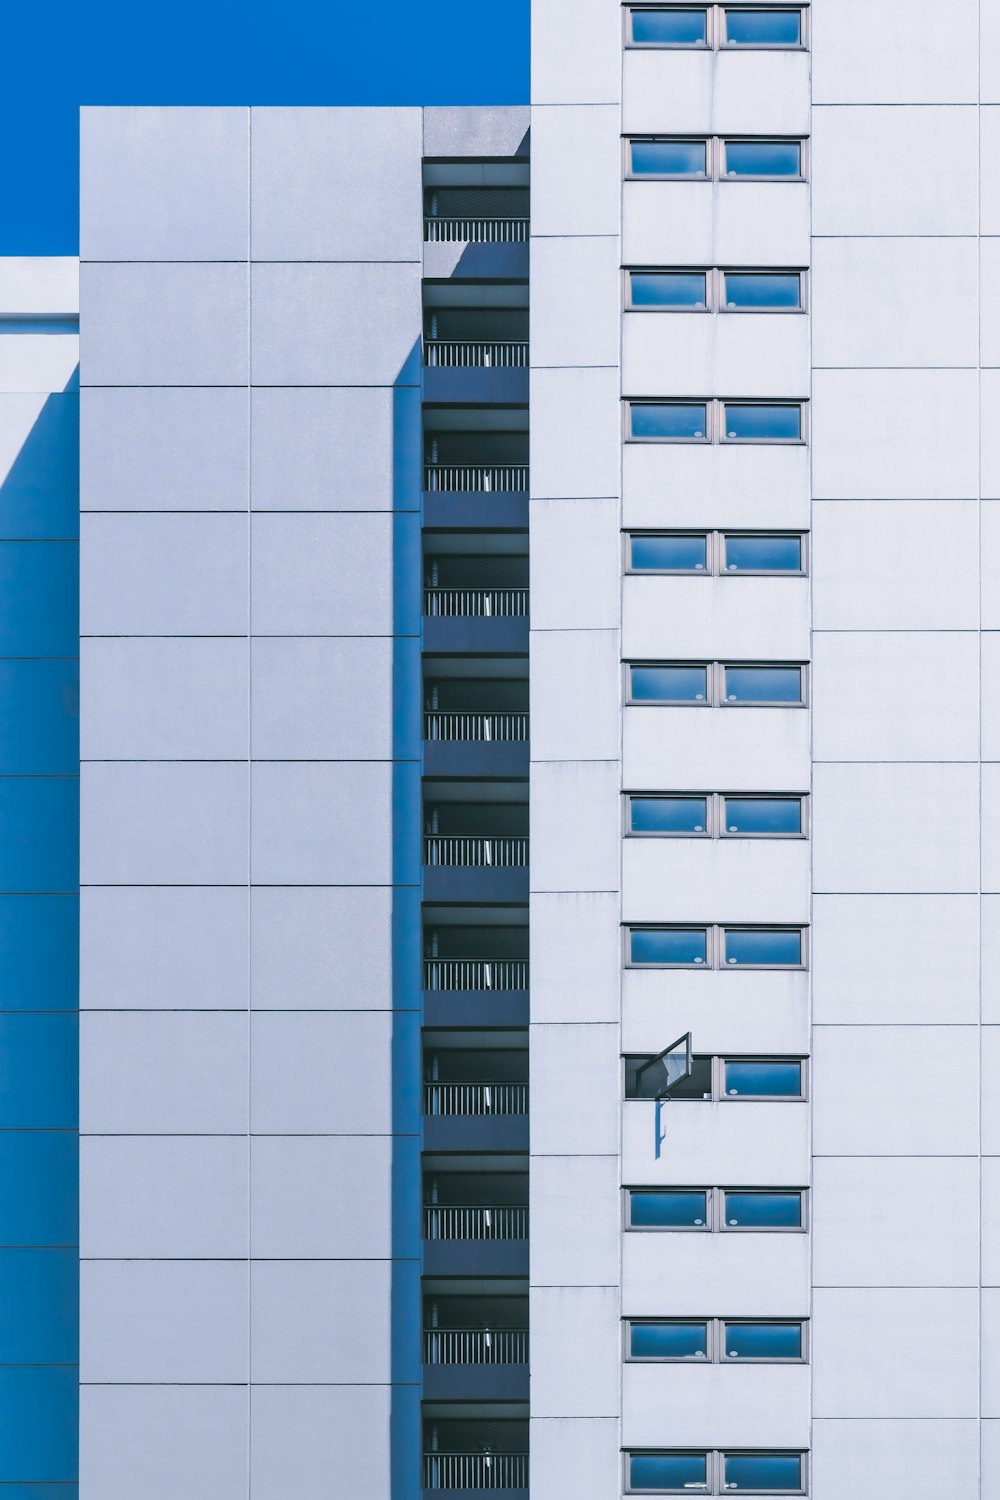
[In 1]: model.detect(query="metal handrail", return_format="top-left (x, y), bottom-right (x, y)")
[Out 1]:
top-left (423, 958), bottom-right (529, 991)
top-left (425, 340), bottom-right (529, 368)
top-left (423, 1328), bottom-right (529, 1365)
top-left (424, 216), bottom-right (529, 243)
top-left (424, 588), bottom-right (529, 618)
top-left (423, 1205), bottom-right (528, 1241)
top-left (423, 1081), bottom-right (528, 1116)
top-left (424, 836), bottom-right (528, 868)
top-left (424, 712), bottom-right (528, 743)
top-left (424, 464), bottom-right (528, 493)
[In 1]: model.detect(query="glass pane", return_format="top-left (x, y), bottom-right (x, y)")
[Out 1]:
top-left (630, 797), bottom-right (709, 833)
top-left (631, 139), bottom-right (708, 176)
top-left (725, 1322), bottom-right (802, 1359)
top-left (631, 1321), bottom-right (710, 1358)
top-left (724, 1453), bottom-right (803, 1491)
top-left (723, 403), bottom-right (802, 440)
top-left (632, 7), bottom-right (709, 43)
top-left (631, 1190), bottom-right (708, 1227)
top-left (630, 928), bottom-right (708, 965)
top-left (631, 271), bottom-right (709, 308)
top-left (724, 8), bottom-right (802, 44)
top-left (631, 534), bottom-right (708, 571)
top-left (724, 1059), bottom-right (802, 1096)
top-left (630, 1453), bottom-right (709, 1490)
top-left (723, 665), bottom-right (802, 703)
top-left (723, 928), bottom-right (802, 966)
top-left (724, 139), bottom-right (802, 176)
top-left (724, 1190), bottom-right (802, 1228)
top-left (723, 534), bottom-right (803, 571)
top-left (722, 797), bottom-right (802, 834)
top-left (631, 665), bottom-right (708, 701)
top-left (723, 271), bottom-right (802, 308)
top-left (631, 403), bottom-right (709, 440)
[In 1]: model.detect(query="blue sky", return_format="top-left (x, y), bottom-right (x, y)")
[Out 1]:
top-left (1, 0), bottom-right (529, 254)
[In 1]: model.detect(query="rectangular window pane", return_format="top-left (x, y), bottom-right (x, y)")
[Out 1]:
top-left (724, 140), bottom-right (802, 177)
top-left (631, 664), bottom-right (708, 702)
top-left (724, 8), bottom-right (802, 45)
top-left (630, 797), bottom-right (709, 834)
top-left (631, 403), bottom-right (709, 439)
top-left (725, 1322), bottom-right (803, 1360)
top-left (625, 1054), bottom-right (712, 1099)
top-left (630, 1321), bottom-right (710, 1359)
top-left (723, 927), bottom-right (802, 965)
top-left (723, 403), bottom-right (802, 440)
top-left (631, 7), bottom-right (709, 44)
top-left (630, 928), bottom-right (708, 965)
top-left (724, 1059), bottom-right (803, 1097)
top-left (630, 1453), bottom-right (709, 1491)
top-left (630, 1190), bottom-right (709, 1227)
top-left (723, 534), bottom-right (803, 571)
top-left (722, 796), bottom-right (803, 834)
top-left (630, 270), bottom-right (709, 307)
top-left (631, 139), bottom-right (708, 176)
top-left (724, 1190), bottom-right (803, 1228)
top-left (723, 1453), bottom-right (803, 1492)
top-left (723, 664), bottom-right (803, 703)
top-left (722, 271), bottom-right (802, 308)
top-left (631, 534), bottom-right (709, 571)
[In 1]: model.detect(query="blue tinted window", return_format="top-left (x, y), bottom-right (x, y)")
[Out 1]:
top-left (631, 665), bottom-right (708, 702)
top-left (631, 8), bottom-right (709, 43)
top-left (631, 1321), bottom-right (709, 1358)
top-left (723, 271), bottom-right (802, 308)
top-left (631, 271), bottom-right (708, 308)
top-left (723, 534), bottom-right (803, 570)
top-left (724, 1453), bottom-right (803, 1491)
top-left (724, 1190), bottom-right (802, 1228)
top-left (725, 1322), bottom-right (803, 1359)
top-left (724, 140), bottom-right (802, 177)
top-left (631, 403), bottom-right (709, 439)
top-left (724, 8), bottom-right (802, 44)
top-left (722, 797), bottom-right (803, 834)
top-left (723, 404), bottom-right (802, 440)
top-left (630, 928), bottom-right (708, 965)
top-left (723, 665), bottom-right (803, 703)
top-left (723, 928), bottom-right (802, 965)
top-left (630, 139), bottom-right (708, 176)
top-left (630, 797), bottom-right (709, 834)
top-left (631, 534), bottom-right (708, 570)
top-left (630, 1453), bottom-right (708, 1490)
top-left (631, 1191), bottom-right (708, 1227)
top-left (724, 1060), bottom-right (802, 1096)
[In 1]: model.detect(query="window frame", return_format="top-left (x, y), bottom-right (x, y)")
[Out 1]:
top-left (625, 530), bottom-right (808, 576)
top-left (719, 531), bottom-right (809, 574)
top-left (625, 662), bottom-right (810, 707)
top-left (719, 793), bottom-right (809, 838)
top-left (625, 400), bottom-right (808, 445)
top-left (625, 266), bottom-right (806, 313)
top-left (721, 1187), bottom-right (808, 1233)
top-left (624, 791), bottom-right (808, 839)
top-left (624, 1317), bottom-right (808, 1364)
top-left (624, 1449), bottom-right (809, 1496)
top-left (625, 792), bottom-right (713, 838)
top-left (624, 1053), bottom-right (808, 1101)
top-left (720, 136), bottom-right (807, 182)
top-left (624, 4), bottom-right (808, 52)
top-left (625, 4), bottom-right (712, 47)
top-left (625, 1187), bottom-right (712, 1232)
top-left (626, 135), bottom-right (712, 181)
top-left (626, 661), bottom-right (713, 705)
top-left (624, 137), bottom-right (809, 183)
top-left (624, 1186), bottom-right (808, 1235)
top-left (721, 4), bottom-right (808, 50)
top-left (624, 924), bottom-right (809, 970)
top-left (719, 267), bottom-right (807, 313)
top-left (719, 661), bottom-right (809, 707)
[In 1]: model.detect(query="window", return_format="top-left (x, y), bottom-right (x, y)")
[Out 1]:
top-left (626, 793), bottom-right (806, 838)
top-left (626, 137), bottom-right (807, 181)
top-left (626, 925), bottom-right (807, 969)
top-left (723, 1189), bottom-right (804, 1228)
top-left (627, 1451), bottom-right (807, 1495)
top-left (626, 662), bottom-right (808, 707)
top-left (626, 5), bottom-right (806, 50)
top-left (626, 1318), bottom-right (807, 1362)
top-left (625, 1055), bottom-right (806, 1100)
top-left (626, 1189), bottom-right (807, 1234)
top-left (629, 1189), bottom-right (709, 1228)
top-left (627, 267), bottom-right (805, 312)
top-left (627, 531), bottom-right (806, 575)
top-left (626, 400), bottom-right (806, 444)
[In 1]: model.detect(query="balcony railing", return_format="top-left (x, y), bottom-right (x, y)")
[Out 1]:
top-left (424, 215), bottom-right (529, 243)
top-left (424, 1081), bottom-right (528, 1117)
top-left (424, 836), bottom-right (528, 868)
top-left (424, 1205), bottom-right (528, 1241)
top-left (423, 1328), bottom-right (529, 1365)
top-left (424, 464), bottom-right (529, 493)
top-left (424, 588), bottom-right (529, 619)
top-left (424, 713), bottom-right (528, 743)
top-left (424, 1452), bottom-right (529, 1490)
top-left (425, 340), bottom-right (529, 369)
top-left (423, 959), bottom-right (528, 991)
